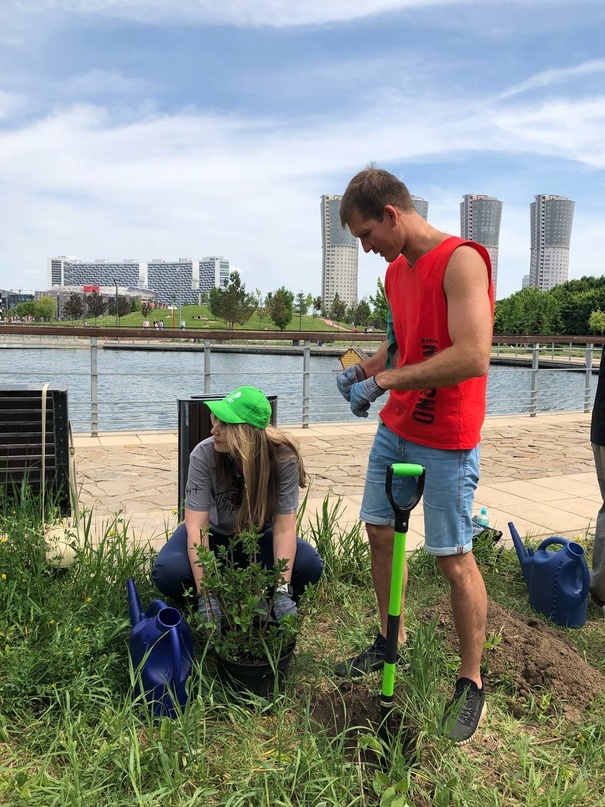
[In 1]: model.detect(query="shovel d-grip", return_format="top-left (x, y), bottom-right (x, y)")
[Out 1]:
top-left (379, 463), bottom-right (425, 752)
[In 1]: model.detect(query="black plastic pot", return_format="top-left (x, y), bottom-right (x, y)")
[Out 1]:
top-left (214, 640), bottom-right (296, 698)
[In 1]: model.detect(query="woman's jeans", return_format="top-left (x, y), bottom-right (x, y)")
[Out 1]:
top-left (152, 522), bottom-right (324, 600)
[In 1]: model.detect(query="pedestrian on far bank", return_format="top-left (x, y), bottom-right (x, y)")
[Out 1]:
top-left (589, 358), bottom-right (605, 613)
top-left (335, 167), bottom-right (494, 744)
top-left (143, 318), bottom-right (150, 328)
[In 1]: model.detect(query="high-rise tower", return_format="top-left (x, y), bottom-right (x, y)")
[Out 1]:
top-left (460, 194), bottom-right (502, 294)
top-left (529, 195), bottom-right (575, 291)
top-left (321, 194), bottom-right (358, 310)
top-left (411, 196), bottom-right (429, 220)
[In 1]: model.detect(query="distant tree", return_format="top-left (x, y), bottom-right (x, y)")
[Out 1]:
top-left (208, 272), bottom-right (257, 329)
top-left (293, 291), bottom-right (309, 330)
top-left (369, 278), bottom-right (388, 329)
top-left (36, 297), bottom-right (57, 322)
top-left (265, 287), bottom-right (294, 331)
top-left (255, 288), bottom-right (265, 329)
top-left (63, 293), bottom-right (84, 322)
top-left (353, 298), bottom-right (372, 328)
top-left (86, 291), bottom-right (107, 322)
top-left (15, 301), bottom-right (37, 320)
top-left (131, 298), bottom-right (141, 313)
top-left (589, 309), bottom-right (605, 335)
top-left (108, 295), bottom-right (131, 317)
top-left (312, 296), bottom-right (323, 317)
top-left (141, 301), bottom-right (153, 318)
top-left (329, 293), bottom-right (347, 325)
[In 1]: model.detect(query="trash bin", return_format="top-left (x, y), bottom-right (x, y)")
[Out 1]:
top-left (0, 384), bottom-right (71, 516)
top-left (177, 394), bottom-right (278, 520)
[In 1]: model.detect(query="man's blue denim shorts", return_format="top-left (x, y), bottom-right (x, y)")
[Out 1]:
top-left (360, 422), bottom-right (480, 556)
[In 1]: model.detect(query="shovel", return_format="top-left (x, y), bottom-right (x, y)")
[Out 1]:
top-left (378, 462), bottom-right (425, 748)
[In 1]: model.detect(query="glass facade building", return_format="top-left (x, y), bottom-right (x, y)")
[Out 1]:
top-left (321, 194), bottom-right (358, 309)
top-left (529, 195), bottom-right (575, 291)
top-left (460, 194), bottom-right (503, 295)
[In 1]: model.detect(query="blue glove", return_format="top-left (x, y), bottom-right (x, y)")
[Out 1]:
top-left (273, 592), bottom-right (298, 621)
top-left (349, 376), bottom-right (386, 418)
top-left (336, 364), bottom-right (367, 402)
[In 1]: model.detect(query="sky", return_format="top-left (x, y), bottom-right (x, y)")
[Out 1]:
top-left (0, 1), bottom-right (604, 303)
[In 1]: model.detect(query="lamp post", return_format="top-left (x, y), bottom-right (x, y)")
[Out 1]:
top-left (114, 280), bottom-right (119, 329)
top-left (177, 269), bottom-right (182, 329)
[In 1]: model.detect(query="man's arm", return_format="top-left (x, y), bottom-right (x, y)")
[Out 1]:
top-left (375, 246), bottom-right (492, 391)
top-left (359, 339), bottom-right (391, 377)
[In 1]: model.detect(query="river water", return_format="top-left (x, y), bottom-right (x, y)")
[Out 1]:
top-left (0, 347), bottom-right (596, 432)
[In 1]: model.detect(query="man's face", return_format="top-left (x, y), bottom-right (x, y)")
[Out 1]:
top-left (347, 207), bottom-right (402, 263)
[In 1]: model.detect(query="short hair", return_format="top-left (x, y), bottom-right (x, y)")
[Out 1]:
top-left (340, 167), bottom-right (415, 227)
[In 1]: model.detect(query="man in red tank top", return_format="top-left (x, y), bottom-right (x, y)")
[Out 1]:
top-left (334, 167), bottom-right (494, 745)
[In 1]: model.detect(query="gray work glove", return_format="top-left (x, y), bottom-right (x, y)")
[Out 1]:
top-left (273, 592), bottom-right (298, 621)
top-left (198, 591), bottom-right (221, 631)
top-left (336, 364), bottom-right (367, 402)
top-left (349, 376), bottom-right (386, 418)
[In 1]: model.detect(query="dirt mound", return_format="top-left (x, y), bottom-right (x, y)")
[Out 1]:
top-left (424, 595), bottom-right (605, 723)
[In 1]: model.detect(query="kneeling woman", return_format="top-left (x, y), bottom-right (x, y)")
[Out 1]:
top-left (152, 386), bottom-right (324, 621)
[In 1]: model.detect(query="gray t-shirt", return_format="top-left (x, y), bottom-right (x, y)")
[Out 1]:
top-left (184, 437), bottom-right (300, 535)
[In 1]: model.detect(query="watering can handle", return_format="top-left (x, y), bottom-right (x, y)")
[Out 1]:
top-left (537, 536), bottom-right (576, 553)
top-left (169, 623), bottom-right (182, 686)
top-left (145, 598), bottom-right (170, 618)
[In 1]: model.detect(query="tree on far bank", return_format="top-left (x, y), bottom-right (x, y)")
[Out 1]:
top-left (208, 272), bottom-right (257, 329)
top-left (265, 287), bottom-right (294, 330)
top-left (329, 293), bottom-right (347, 325)
top-left (369, 278), bottom-right (388, 329)
top-left (312, 296), bottom-right (322, 318)
top-left (63, 293), bottom-right (84, 322)
top-left (86, 291), bottom-right (107, 322)
top-left (589, 309), bottom-right (605, 335)
top-left (36, 297), bottom-right (57, 322)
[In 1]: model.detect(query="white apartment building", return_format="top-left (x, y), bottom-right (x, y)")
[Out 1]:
top-left (460, 194), bottom-right (503, 296)
top-left (529, 195), bottom-right (575, 291)
top-left (320, 195), bottom-right (358, 310)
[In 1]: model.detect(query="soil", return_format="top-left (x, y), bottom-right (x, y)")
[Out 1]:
top-left (423, 595), bottom-right (605, 724)
top-left (309, 596), bottom-right (605, 734)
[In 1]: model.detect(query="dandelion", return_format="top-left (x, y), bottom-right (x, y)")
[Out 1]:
top-left (49, 619), bottom-right (55, 624)
top-left (1, 574), bottom-right (6, 581)
top-left (75, 627), bottom-right (81, 632)
top-left (86, 597), bottom-right (92, 603)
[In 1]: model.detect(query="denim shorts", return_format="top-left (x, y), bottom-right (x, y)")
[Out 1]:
top-left (360, 422), bottom-right (480, 556)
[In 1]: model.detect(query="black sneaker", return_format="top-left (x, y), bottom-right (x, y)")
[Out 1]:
top-left (443, 677), bottom-right (486, 744)
top-left (334, 634), bottom-right (387, 678)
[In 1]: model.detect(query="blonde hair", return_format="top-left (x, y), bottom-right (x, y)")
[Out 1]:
top-left (215, 423), bottom-right (306, 534)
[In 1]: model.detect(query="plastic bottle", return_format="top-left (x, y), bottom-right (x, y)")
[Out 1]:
top-left (476, 506), bottom-right (489, 528)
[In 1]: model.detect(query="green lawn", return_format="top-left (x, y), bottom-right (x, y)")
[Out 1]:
top-left (1, 495), bottom-right (603, 806)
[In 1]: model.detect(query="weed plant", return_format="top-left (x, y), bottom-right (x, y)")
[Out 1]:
top-left (1, 492), bottom-right (604, 805)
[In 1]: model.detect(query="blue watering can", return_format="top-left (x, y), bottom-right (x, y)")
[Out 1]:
top-left (508, 522), bottom-right (590, 628)
top-left (127, 578), bottom-right (193, 717)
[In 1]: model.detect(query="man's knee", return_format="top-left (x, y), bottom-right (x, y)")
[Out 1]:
top-left (436, 551), bottom-right (480, 584)
top-left (366, 522), bottom-right (394, 550)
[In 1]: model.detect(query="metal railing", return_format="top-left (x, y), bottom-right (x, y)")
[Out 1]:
top-left (0, 326), bottom-right (602, 435)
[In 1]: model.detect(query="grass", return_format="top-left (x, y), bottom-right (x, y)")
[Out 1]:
top-left (53, 305), bottom-right (371, 334)
top-left (1, 493), bottom-right (605, 806)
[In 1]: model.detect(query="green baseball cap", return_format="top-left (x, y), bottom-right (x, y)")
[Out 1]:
top-left (206, 386), bottom-right (272, 430)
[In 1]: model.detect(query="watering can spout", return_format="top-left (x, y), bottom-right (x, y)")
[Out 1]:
top-left (127, 577), bottom-right (143, 627)
top-left (508, 521), bottom-right (533, 589)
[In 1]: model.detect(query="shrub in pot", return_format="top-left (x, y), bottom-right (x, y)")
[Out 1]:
top-left (196, 530), bottom-right (300, 696)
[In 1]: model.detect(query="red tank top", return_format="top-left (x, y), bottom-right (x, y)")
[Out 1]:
top-left (380, 237), bottom-right (493, 450)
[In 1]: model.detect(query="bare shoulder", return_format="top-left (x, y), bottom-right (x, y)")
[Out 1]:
top-left (444, 245), bottom-right (490, 293)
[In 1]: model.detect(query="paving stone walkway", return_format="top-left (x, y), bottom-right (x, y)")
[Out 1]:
top-left (73, 412), bottom-right (600, 552)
